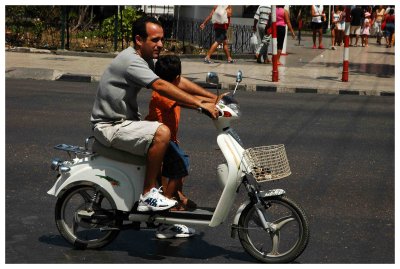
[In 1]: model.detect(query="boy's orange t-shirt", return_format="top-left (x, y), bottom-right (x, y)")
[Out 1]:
top-left (145, 91), bottom-right (181, 143)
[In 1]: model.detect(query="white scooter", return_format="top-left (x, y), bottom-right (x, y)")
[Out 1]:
top-left (48, 71), bottom-right (309, 263)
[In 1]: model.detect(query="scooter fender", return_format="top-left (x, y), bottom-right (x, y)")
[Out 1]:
top-left (47, 156), bottom-right (145, 212)
top-left (231, 189), bottom-right (286, 226)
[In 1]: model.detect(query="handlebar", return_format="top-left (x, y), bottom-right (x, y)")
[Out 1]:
top-left (198, 107), bottom-right (222, 119)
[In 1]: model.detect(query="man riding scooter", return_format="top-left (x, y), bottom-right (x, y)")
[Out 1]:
top-left (90, 16), bottom-right (220, 235)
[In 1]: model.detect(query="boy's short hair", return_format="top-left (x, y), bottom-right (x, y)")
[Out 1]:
top-left (155, 55), bottom-right (181, 83)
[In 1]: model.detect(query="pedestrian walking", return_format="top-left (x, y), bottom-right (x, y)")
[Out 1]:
top-left (336, 6), bottom-right (346, 46)
top-left (311, 5), bottom-right (326, 49)
top-left (253, 5), bottom-right (272, 64)
top-left (200, 5), bottom-right (235, 64)
top-left (350, 5), bottom-right (363, 47)
top-left (384, 8), bottom-right (395, 48)
top-left (361, 12), bottom-right (371, 47)
top-left (375, 5), bottom-right (386, 44)
top-left (330, 6), bottom-right (341, 50)
top-left (276, 5), bottom-right (296, 65)
top-left (296, 9), bottom-right (304, 44)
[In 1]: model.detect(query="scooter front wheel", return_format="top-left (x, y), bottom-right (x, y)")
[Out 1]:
top-left (238, 195), bottom-right (310, 263)
top-left (55, 185), bottom-right (121, 249)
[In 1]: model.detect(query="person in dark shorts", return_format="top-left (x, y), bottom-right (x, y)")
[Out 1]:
top-left (200, 5), bottom-right (235, 64)
top-left (276, 5), bottom-right (296, 65)
top-left (311, 5), bottom-right (326, 49)
top-left (145, 55), bottom-right (216, 238)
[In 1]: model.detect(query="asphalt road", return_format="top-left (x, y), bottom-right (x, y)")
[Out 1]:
top-left (5, 79), bottom-right (394, 263)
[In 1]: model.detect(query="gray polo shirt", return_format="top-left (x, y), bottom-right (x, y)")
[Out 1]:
top-left (254, 5), bottom-right (271, 25)
top-left (91, 47), bottom-right (159, 124)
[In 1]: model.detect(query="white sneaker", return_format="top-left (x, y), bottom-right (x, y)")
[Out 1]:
top-left (137, 187), bottom-right (177, 212)
top-left (156, 224), bottom-right (196, 239)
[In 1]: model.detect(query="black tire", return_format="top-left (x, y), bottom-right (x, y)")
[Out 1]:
top-left (238, 195), bottom-right (310, 263)
top-left (55, 185), bottom-right (121, 249)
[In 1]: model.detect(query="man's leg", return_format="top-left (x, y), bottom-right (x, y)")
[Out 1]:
top-left (206, 42), bottom-right (220, 60)
top-left (223, 40), bottom-right (233, 61)
top-left (143, 124), bottom-right (171, 194)
top-left (138, 124), bottom-right (177, 212)
top-left (255, 25), bottom-right (264, 62)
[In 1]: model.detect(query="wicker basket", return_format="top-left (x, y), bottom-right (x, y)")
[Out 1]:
top-left (243, 144), bottom-right (291, 182)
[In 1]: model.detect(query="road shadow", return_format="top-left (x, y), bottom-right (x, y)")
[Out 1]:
top-left (322, 62), bottom-right (395, 78)
top-left (38, 230), bottom-right (255, 263)
top-left (365, 51), bottom-right (395, 56)
top-left (107, 230), bottom-right (254, 262)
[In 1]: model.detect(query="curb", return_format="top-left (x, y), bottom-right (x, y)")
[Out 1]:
top-left (56, 73), bottom-right (92, 83)
top-left (6, 68), bottom-right (394, 97)
top-left (6, 48), bottom-right (394, 97)
top-left (255, 85), bottom-right (394, 96)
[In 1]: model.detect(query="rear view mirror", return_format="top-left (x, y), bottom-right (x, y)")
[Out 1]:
top-left (236, 70), bottom-right (242, 83)
top-left (206, 72), bottom-right (219, 85)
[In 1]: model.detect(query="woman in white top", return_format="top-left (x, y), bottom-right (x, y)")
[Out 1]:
top-left (311, 5), bottom-right (326, 49)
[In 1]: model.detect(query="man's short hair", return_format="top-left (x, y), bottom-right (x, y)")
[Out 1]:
top-left (132, 16), bottom-right (162, 45)
top-left (155, 55), bottom-right (181, 83)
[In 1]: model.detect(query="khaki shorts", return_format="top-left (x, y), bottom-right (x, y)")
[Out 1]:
top-left (350, 25), bottom-right (361, 35)
top-left (93, 120), bottom-right (162, 156)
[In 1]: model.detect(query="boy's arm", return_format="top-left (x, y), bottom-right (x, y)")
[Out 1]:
top-left (177, 95), bottom-right (216, 109)
top-left (177, 76), bottom-right (218, 102)
top-left (151, 78), bottom-right (219, 118)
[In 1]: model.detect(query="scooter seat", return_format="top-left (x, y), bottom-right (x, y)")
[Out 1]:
top-left (92, 140), bottom-right (146, 166)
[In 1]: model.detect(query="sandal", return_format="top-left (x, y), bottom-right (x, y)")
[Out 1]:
top-left (177, 191), bottom-right (197, 209)
top-left (204, 58), bottom-right (214, 64)
top-left (170, 202), bottom-right (188, 211)
top-left (227, 59), bottom-right (236, 64)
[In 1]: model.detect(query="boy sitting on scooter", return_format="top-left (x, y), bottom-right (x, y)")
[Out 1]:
top-left (146, 55), bottom-right (214, 238)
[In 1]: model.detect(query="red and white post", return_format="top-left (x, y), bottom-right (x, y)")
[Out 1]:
top-left (342, 6), bottom-right (351, 82)
top-left (271, 5), bottom-right (278, 82)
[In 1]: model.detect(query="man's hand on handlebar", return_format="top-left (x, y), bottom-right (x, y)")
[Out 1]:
top-left (200, 102), bottom-right (220, 119)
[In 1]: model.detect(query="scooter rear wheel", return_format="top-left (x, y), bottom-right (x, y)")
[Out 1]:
top-left (55, 185), bottom-right (121, 249)
top-left (238, 195), bottom-right (310, 263)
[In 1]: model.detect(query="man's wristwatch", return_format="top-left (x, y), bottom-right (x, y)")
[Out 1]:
top-left (197, 107), bottom-right (203, 113)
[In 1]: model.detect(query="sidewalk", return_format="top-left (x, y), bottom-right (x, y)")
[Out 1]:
top-left (5, 36), bottom-right (395, 96)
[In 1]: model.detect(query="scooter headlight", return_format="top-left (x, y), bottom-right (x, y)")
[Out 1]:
top-left (219, 95), bottom-right (240, 116)
top-left (227, 103), bottom-right (241, 116)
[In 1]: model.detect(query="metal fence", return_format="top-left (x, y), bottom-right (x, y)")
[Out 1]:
top-left (6, 11), bottom-right (254, 54)
top-left (170, 18), bottom-right (254, 54)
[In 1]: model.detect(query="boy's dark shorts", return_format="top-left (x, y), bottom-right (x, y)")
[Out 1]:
top-left (215, 28), bottom-right (227, 43)
top-left (162, 141), bottom-right (189, 179)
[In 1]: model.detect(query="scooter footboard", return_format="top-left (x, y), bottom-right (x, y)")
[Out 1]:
top-left (48, 156), bottom-right (146, 212)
